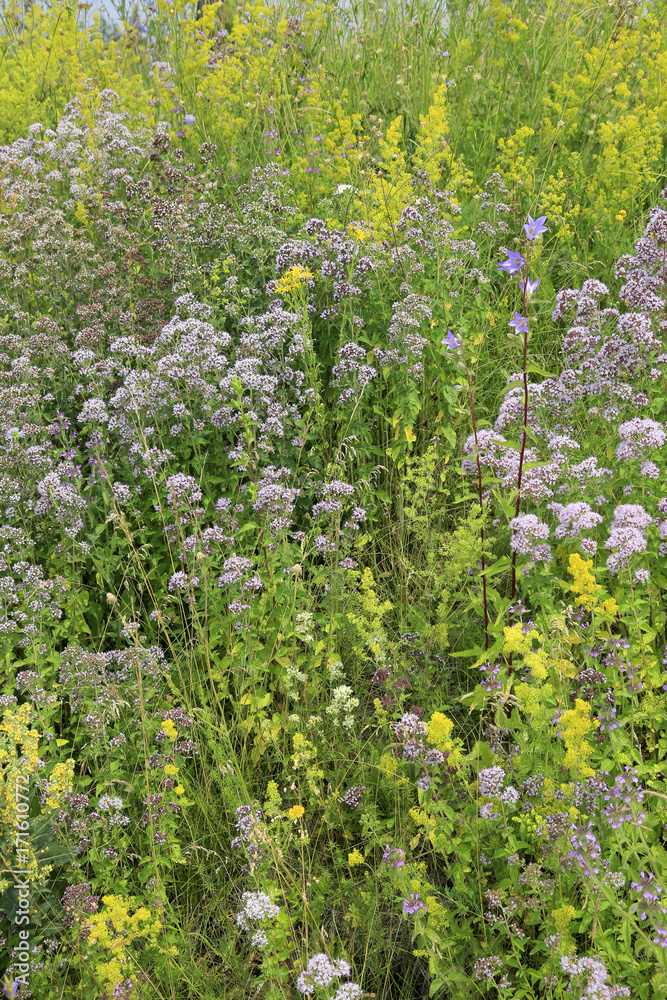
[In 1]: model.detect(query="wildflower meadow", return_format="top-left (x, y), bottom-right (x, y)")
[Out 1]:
top-left (2, 0), bottom-right (667, 996)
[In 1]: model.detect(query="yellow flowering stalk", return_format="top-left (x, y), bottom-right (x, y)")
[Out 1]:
top-left (558, 699), bottom-right (599, 778)
top-left (275, 265), bottom-right (314, 298)
top-left (263, 780), bottom-right (283, 818)
top-left (345, 568), bottom-right (393, 664)
top-left (568, 553), bottom-right (618, 616)
top-left (83, 894), bottom-right (161, 997)
top-left (160, 719), bottom-right (178, 741)
top-left (412, 81), bottom-right (471, 193)
top-left (292, 733), bottom-right (324, 797)
top-left (0, 705), bottom-right (75, 890)
top-left (425, 712), bottom-right (464, 768)
top-left (568, 553), bottom-right (602, 610)
top-left (503, 623), bottom-right (541, 656)
top-left (43, 760), bottom-right (75, 810)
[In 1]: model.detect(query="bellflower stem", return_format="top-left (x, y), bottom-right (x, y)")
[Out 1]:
top-left (464, 358), bottom-right (489, 652)
top-left (508, 243), bottom-right (531, 674)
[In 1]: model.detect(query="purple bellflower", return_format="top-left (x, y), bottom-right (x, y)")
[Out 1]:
top-left (518, 276), bottom-right (540, 296)
top-left (523, 214), bottom-right (548, 240)
top-left (497, 250), bottom-right (526, 275)
top-left (508, 312), bottom-right (529, 335)
top-left (441, 329), bottom-right (461, 350)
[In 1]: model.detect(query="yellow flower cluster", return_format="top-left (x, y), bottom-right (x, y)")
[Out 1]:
top-left (503, 623), bottom-right (541, 656)
top-left (44, 760), bottom-right (75, 810)
top-left (275, 265), bottom-right (314, 297)
top-left (495, 126), bottom-right (535, 195)
top-left (264, 780), bottom-right (283, 818)
top-left (568, 553), bottom-right (601, 609)
top-left (0, 706), bottom-right (76, 884)
top-left (369, 114), bottom-right (412, 231)
top-left (552, 904), bottom-right (577, 933)
top-left (559, 699), bottom-right (599, 778)
top-left (84, 894), bottom-right (161, 996)
top-left (160, 719), bottom-right (178, 740)
top-left (426, 712), bottom-right (464, 768)
top-left (0, 704), bottom-right (40, 773)
top-left (348, 223), bottom-right (371, 242)
top-left (292, 733), bottom-right (324, 796)
top-left (504, 627), bottom-right (559, 726)
top-left (412, 81), bottom-right (470, 192)
top-left (568, 553), bottom-right (617, 615)
top-left (346, 568), bottom-right (393, 663)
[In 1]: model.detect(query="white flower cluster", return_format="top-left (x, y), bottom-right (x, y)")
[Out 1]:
top-left (96, 794), bottom-right (130, 826)
top-left (251, 929), bottom-right (269, 949)
top-left (328, 659), bottom-right (345, 682)
top-left (97, 795), bottom-right (124, 812)
top-left (326, 686), bottom-right (359, 730)
top-left (560, 954), bottom-right (630, 999)
top-left (286, 664), bottom-right (308, 702)
top-left (478, 766), bottom-right (519, 818)
top-left (235, 891), bottom-right (280, 935)
top-left (296, 953), bottom-right (362, 998)
top-left (294, 611), bottom-right (316, 643)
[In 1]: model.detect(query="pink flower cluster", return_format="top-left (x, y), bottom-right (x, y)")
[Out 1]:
top-left (509, 514), bottom-right (551, 565)
top-left (605, 504), bottom-right (652, 574)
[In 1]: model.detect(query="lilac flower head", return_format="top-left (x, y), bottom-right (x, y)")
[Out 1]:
top-left (402, 893), bottom-right (427, 916)
top-left (296, 954), bottom-right (353, 995)
top-left (547, 501), bottom-right (602, 541)
top-left (616, 417), bottom-right (666, 462)
top-left (630, 870), bottom-right (666, 923)
top-left (441, 329), bottom-right (461, 350)
top-left (341, 785), bottom-right (365, 808)
top-left (334, 985), bottom-right (364, 1000)
top-left (497, 250), bottom-right (526, 275)
top-left (382, 845), bottom-right (406, 868)
top-left (508, 312), bottom-right (529, 335)
top-left (605, 503), bottom-right (652, 574)
top-left (568, 820), bottom-right (602, 878)
top-left (478, 765), bottom-right (506, 797)
top-left (509, 514), bottom-right (551, 563)
top-left (560, 956), bottom-right (627, 999)
top-left (523, 214), bottom-right (548, 240)
top-left (393, 712), bottom-right (427, 739)
top-left (183, 114), bottom-right (196, 127)
top-left (603, 766), bottom-right (645, 829)
top-left (500, 785), bottom-right (520, 807)
top-left (235, 890), bottom-right (280, 931)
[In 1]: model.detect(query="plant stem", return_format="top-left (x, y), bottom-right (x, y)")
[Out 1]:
top-left (464, 358), bottom-right (489, 652)
top-left (508, 243), bottom-right (531, 675)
